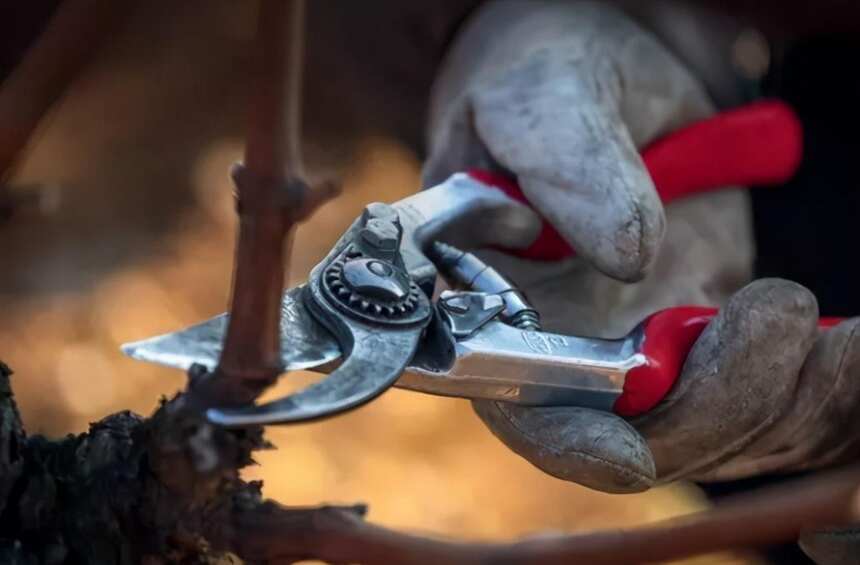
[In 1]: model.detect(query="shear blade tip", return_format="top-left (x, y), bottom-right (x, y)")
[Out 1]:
top-left (205, 406), bottom-right (282, 428)
top-left (206, 407), bottom-right (257, 428)
top-left (205, 408), bottom-right (234, 427)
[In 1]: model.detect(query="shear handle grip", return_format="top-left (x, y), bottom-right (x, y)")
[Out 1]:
top-left (468, 100), bottom-right (803, 261)
top-left (615, 307), bottom-right (843, 417)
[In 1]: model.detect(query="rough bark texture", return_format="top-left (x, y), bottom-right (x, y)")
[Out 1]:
top-left (0, 358), bottom-right (858, 564)
top-left (0, 361), bottom-right (270, 564)
top-left (0, 357), bottom-right (376, 564)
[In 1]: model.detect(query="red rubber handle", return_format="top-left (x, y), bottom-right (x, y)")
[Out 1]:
top-left (468, 100), bottom-right (803, 261)
top-left (614, 308), bottom-right (843, 418)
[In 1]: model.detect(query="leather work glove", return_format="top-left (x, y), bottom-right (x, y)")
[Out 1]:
top-left (424, 2), bottom-right (860, 561)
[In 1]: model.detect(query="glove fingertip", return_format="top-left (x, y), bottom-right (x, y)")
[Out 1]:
top-left (519, 175), bottom-right (665, 282)
top-left (726, 278), bottom-right (819, 342)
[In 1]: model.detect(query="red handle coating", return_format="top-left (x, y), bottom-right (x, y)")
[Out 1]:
top-left (614, 308), bottom-right (843, 417)
top-left (468, 99), bottom-right (803, 261)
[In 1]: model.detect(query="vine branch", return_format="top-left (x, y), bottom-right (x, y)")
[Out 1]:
top-left (1, 362), bottom-right (858, 563)
top-left (202, 0), bottom-right (334, 405)
top-left (230, 465), bottom-right (860, 564)
top-left (0, 2), bottom-right (855, 563)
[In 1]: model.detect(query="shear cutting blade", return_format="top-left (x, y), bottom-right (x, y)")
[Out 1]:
top-left (121, 285), bottom-right (342, 372)
top-left (205, 253), bottom-right (433, 427)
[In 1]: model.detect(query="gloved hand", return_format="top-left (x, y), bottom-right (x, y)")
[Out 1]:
top-left (423, 0), bottom-right (860, 549)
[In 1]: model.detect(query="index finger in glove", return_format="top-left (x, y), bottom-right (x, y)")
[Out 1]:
top-left (424, 2), bottom-right (714, 281)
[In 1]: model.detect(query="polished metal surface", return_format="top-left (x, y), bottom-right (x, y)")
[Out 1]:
top-left (430, 241), bottom-right (540, 330)
top-left (122, 174), bottom-right (538, 370)
top-left (124, 293), bottom-right (645, 414)
top-left (439, 290), bottom-right (506, 338)
top-left (398, 320), bottom-right (646, 411)
top-left (342, 258), bottom-right (409, 301)
top-left (122, 174), bottom-right (640, 423)
top-left (392, 173), bottom-right (542, 291)
top-left (121, 285), bottom-right (340, 373)
top-left (206, 210), bottom-right (433, 427)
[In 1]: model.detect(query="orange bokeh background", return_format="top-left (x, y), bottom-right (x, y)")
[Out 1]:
top-left (0, 3), bottom-right (754, 563)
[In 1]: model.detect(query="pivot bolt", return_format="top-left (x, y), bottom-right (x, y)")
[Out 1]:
top-left (342, 258), bottom-right (410, 301)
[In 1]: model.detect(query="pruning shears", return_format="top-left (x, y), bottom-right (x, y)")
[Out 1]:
top-left (122, 100), bottom-right (839, 427)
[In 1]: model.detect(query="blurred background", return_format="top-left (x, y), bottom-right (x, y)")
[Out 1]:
top-left (0, 2), bottom-right (755, 563)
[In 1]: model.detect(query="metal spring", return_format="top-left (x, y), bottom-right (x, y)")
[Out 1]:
top-left (429, 241), bottom-right (542, 331)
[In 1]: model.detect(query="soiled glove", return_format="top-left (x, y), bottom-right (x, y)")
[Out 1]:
top-left (424, 0), bottom-right (724, 283)
top-left (474, 280), bottom-right (860, 486)
top-left (424, 0), bottom-right (860, 504)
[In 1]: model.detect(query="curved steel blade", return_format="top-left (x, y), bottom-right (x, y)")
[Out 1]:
top-left (121, 285), bottom-right (341, 372)
top-left (206, 262), bottom-right (431, 427)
